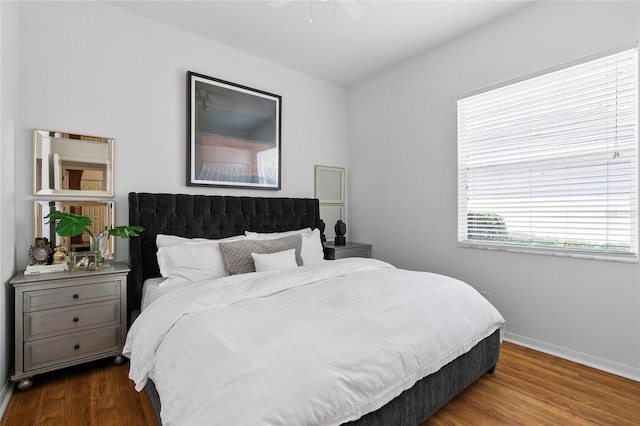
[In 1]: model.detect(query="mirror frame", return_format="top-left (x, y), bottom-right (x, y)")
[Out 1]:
top-left (33, 129), bottom-right (114, 197)
top-left (34, 200), bottom-right (116, 260)
top-left (314, 165), bottom-right (345, 204)
top-left (315, 165), bottom-right (346, 241)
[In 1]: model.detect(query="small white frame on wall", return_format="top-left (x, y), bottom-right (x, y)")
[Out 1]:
top-left (314, 165), bottom-right (345, 204)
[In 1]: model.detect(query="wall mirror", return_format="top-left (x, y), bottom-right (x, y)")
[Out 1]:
top-left (33, 129), bottom-right (114, 197)
top-left (320, 205), bottom-right (344, 240)
top-left (315, 165), bottom-right (346, 240)
top-left (35, 200), bottom-right (115, 260)
top-left (315, 165), bottom-right (345, 204)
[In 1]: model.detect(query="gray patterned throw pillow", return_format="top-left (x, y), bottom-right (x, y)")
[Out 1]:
top-left (218, 234), bottom-right (303, 275)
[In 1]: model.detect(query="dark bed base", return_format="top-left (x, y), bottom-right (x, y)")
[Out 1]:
top-left (346, 329), bottom-right (500, 425)
top-left (144, 330), bottom-right (500, 426)
top-left (127, 192), bottom-right (501, 425)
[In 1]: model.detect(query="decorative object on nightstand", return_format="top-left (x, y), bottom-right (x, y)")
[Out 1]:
top-left (324, 241), bottom-right (371, 260)
top-left (45, 210), bottom-right (143, 267)
top-left (69, 251), bottom-right (101, 271)
top-left (319, 219), bottom-right (327, 242)
top-left (334, 220), bottom-right (346, 245)
top-left (52, 246), bottom-right (68, 264)
top-left (25, 238), bottom-right (68, 275)
top-left (10, 263), bottom-right (130, 391)
top-left (28, 238), bottom-right (52, 265)
top-left (24, 263), bottom-right (69, 275)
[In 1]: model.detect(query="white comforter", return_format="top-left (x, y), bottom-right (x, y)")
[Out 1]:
top-left (124, 258), bottom-right (505, 426)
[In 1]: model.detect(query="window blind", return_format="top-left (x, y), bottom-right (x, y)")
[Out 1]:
top-left (458, 46), bottom-right (638, 261)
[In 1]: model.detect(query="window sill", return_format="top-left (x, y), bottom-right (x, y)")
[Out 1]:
top-left (457, 241), bottom-right (639, 263)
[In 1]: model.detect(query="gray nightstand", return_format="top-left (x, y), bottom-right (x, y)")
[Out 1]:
top-left (323, 242), bottom-right (372, 260)
top-left (10, 262), bottom-right (129, 391)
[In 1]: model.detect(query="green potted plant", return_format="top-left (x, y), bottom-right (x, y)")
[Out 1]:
top-left (45, 211), bottom-right (143, 263)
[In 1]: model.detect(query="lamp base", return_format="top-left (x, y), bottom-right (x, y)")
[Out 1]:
top-left (334, 236), bottom-right (346, 246)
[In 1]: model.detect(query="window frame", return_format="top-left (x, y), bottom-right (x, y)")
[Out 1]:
top-left (457, 44), bottom-right (639, 263)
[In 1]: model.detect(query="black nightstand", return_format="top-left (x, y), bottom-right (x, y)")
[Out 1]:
top-left (323, 242), bottom-right (372, 260)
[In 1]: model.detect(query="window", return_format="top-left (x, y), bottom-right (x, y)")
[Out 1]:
top-left (458, 46), bottom-right (638, 261)
top-left (257, 147), bottom-right (279, 185)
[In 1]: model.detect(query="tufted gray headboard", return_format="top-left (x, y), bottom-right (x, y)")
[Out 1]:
top-left (127, 192), bottom-right (324, 324)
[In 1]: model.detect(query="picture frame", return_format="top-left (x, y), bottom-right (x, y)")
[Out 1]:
top-left (187, 71), bottom-right (282, 189)
top-left (69, 251), bottom-right (100, 272)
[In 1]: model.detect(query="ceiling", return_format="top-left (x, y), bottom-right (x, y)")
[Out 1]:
top-left (108, 0), bottom-right (534, 87)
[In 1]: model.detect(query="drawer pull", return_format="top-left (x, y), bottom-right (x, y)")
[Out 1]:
top-left (73, 294), bottom-right (79, 299)
top-left (74, 344), bottom-right (80, 350)
top-left (73, 317), bottom-right (79, 322)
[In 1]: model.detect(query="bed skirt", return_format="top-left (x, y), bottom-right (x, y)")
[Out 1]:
top-left (144, 328), bottom-right (501, 426)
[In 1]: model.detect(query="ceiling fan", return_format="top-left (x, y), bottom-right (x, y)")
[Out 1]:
top-left (195, 88), bottom-right (238, 112)
top-left (269, 0), bottom-right (365, 21)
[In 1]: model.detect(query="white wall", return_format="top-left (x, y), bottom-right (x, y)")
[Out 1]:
top-left (348, 1), bottom-right (640, 380)
top-left (16, 1), bottom-right (348, 267)
top-left (4, 0), bottom-right (348, 394)
top-left (0, 0), bottom-right (19, 413)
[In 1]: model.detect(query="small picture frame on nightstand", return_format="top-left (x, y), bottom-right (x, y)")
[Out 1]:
top-left (69, 251), bottom-right (100, 271)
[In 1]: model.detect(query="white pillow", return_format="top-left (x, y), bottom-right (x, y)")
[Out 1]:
top-left (245, 228), bottom-right (324, 265)
top-left (244, 228), bottom-right (311, 239)
top-left (157, 234), bottom-right (244, 248)
top-left (157, 241), bottom-right (230, 282)
top-left (251, 249), bottom-right (298, 272)
top-left (300, 229), bottom-right (325, 265)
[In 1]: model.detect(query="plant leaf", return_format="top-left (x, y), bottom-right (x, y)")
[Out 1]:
top-left (44, 211), bottom-right (144, 241)
top-left (107, 225), bottom-right (145, 239)
top-left (44, 211), bottom-right (92, 237)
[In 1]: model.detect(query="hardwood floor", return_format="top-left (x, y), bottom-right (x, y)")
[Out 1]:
top-left (2, 342), bottom-right (638, 425)
top-left (1, 359), bottom-right (156, 426)
top-left (425, 343), bottom-right (640, 426)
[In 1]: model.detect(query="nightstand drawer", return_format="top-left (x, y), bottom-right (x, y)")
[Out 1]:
top-left (24, 280), bottom-right (120, 312)
top-left (24, 300), bottom-right (121, 341)
top-left (24, 325), bottom-right (122, 372)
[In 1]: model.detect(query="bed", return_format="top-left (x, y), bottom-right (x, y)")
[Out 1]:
top-left (125, 192), bottom-right (504, 425)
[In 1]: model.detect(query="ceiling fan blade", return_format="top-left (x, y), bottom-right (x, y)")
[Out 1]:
top-left (269, 0), bottom-right (365, 20)
top-left (338, 0), bottom-right (365, 20)
top-left (269, 0), bottom-right (292, 9)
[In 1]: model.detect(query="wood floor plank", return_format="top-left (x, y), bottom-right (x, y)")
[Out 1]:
top-left (1, 342), bottom-right (638, 425)
top-left (1, 358), bottom-right (156, 426)
top-left (425, 342), bottom-right (640, 426)
top-left (497, 348), bottom-right (639, 424)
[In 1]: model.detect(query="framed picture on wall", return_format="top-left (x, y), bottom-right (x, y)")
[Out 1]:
top-left (187, 71), bottom-right (282, 189)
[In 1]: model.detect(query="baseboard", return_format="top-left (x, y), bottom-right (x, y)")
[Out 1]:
top-left (0, 376), bottom-right (14, 421)
top-left (503, 331), bottom-right (640, 382)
